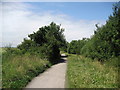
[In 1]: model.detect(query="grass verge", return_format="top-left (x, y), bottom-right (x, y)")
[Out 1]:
top-left (2, 54), bottom-right (51, 88)
top-left (66, 55), bottom-right (118, 88)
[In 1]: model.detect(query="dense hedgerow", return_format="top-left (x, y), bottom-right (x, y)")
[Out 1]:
top-left (67, 38), bottom-right (89, 54)
top-left (81, 2), bottom-right (120, 60)
top-left (67, 2), bottom-right (120, 61)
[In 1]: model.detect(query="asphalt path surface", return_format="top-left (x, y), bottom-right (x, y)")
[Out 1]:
top-left (25, 54), bottom-right (67, 88)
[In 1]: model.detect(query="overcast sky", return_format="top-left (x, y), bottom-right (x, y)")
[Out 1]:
top-left (1, 2), bottom-right (116, 47)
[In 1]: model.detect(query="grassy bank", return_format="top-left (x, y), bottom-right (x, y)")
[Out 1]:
top-left (66, 55), bottom-right (118, 88)
top-left (2, 48), bottom-right (51, 88)
top-left (0, 48), bottom-right (2, 88)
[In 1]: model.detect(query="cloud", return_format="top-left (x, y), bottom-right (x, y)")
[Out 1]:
top-left (2, 2), bottom-right (105, 47)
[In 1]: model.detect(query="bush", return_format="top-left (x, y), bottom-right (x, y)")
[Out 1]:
top-left (67, 38), bottom-right (88, 54)
top-left (18, 22), bottom-right (67, 63)
top-left (80, 2), bottom-right (120, 61)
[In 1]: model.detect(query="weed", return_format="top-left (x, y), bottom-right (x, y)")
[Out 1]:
top-left (66, 55), bottom-right (118, 88)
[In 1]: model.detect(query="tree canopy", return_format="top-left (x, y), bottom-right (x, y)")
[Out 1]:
top-left (67, 2), bottom-right (120, 61)
top-left (18, 22), bottom-right (67, 63)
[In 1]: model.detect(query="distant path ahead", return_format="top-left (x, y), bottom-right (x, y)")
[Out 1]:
top-left (25, 54), bottom-right (67, 88)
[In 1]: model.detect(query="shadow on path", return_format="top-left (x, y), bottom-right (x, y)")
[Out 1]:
top-left (25, 54), bottom-right (67, 88)
top-left (58, 54), bottom-right (68, 63)
top-left (58, 58), bottom-right (67, 63)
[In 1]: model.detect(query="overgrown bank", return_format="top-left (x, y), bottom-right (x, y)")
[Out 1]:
top-left (2, 22), bottom-right (67, 88)
top-left (66, 55), bottom-right (119, 88)
top-left (66, 3), bottom-right (120, 87)
top-left (2, 48), bottom-right (51, 88)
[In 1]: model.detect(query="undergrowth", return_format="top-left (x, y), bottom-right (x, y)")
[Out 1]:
top-left (2, 53), bottom-right (51, 88)
top-left (67, 55), bottom-right (119, 88)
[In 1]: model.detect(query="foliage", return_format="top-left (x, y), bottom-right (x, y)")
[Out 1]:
top-left (67, 38), bottom-right (89, 54)
top-left (18, 22), bottom-right (67, 63)
top-left (2, 22), bottom-right (67, 88)
top-left (70, 2), bottom-right (120, 61)
top-left (2, 51), bottom-right (51, 88)
top-left (67, 3), bottom-right (120, 85)
top-left (66, 55), bottom-right (118, 88)
top-left (28, 22), bottom-right (66, 47)
top-left (60, 41), bottom-right (68, 52)
top-left (17, 39), bottom-right (36, 54)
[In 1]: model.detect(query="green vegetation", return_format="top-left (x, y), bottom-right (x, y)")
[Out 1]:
top-left (67, 38), bottom-right (89, 54)
top-left (2, 48), bottom-right (51, 88)
top-left (18, 22), bottom-right (67, 63)
top-left (2, 2), bottom-right (120, 88)
top-left (0, 48), bottom-right (6, 53)
top-left (2, 22), bottom-right (67, 88)
top-left (67, 2), bottom-right (120, 61)
top-left (67, 55), bottom-right (119, 88)
top-left (0, 48), bottom-right (1, 54)
top-left (0, 45), bottom-right (1, 81)
top-left (66, 2), bottom-right (120, 88)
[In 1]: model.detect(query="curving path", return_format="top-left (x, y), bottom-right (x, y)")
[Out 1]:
top-left (25, 54), bottom-right (67, 88)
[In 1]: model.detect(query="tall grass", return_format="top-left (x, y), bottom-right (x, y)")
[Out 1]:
top-left (0, 48), bottom-right (2, 88)
top-left (66, 55), bottom-right (118, 88)
top-left (2, 50), bottom-right (51, 88)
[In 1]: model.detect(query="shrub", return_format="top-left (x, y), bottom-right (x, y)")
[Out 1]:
top-left (18, 22), bottom-right (67, 63)
top-left (80, 2), bottom-right (120, 61)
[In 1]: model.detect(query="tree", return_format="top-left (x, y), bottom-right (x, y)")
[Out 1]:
top-left (18, 22), bottom-right (67, 63)
top-left (67, 38), bottom-right (88, 54)
top-left (81, 2), bottom-right (120, 61)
